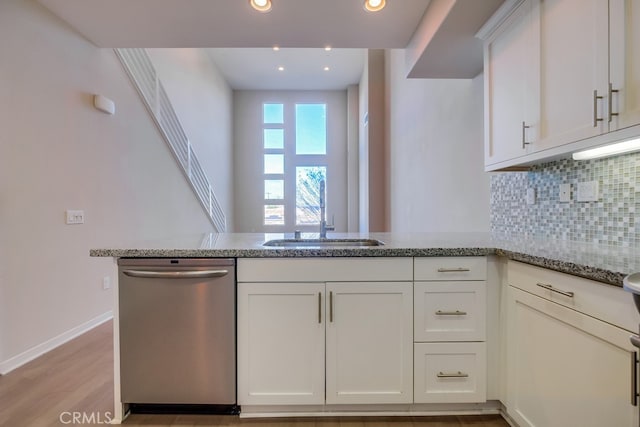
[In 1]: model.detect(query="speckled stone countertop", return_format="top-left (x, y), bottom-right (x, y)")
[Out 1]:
top-left (90, 232), bottom-right (640, 287)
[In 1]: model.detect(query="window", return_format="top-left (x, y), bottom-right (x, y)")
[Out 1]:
top-left (262, 102), bottom-right (328, 228)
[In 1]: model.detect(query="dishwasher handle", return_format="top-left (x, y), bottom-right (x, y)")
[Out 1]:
top-left (122, 269), bottom-right (229, 279)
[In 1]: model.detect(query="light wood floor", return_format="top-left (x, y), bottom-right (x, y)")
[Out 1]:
top-left (0, 321), bottom-right (509, 427)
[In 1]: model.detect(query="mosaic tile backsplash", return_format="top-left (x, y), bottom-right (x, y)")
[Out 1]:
top-left (490, 152), bottom-right (640, 247)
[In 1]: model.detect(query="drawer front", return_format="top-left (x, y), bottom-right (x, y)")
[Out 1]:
top-left (238, 257), bottom-right (413, 282)
top-left (507, 261), bottom-right (640, 333)
top-left (414, 281), bottom-right (486, 342)
top-left (414, 257), bottom-right (487, 281)
top-left (413, 342), bottom-right (487, 404)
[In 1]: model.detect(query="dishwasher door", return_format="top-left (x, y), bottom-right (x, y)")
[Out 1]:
top-left (118, 258), bottom-right (236, 406)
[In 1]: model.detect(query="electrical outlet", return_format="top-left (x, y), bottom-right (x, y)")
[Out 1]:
top-left (559, 184), bottom-right (571, 202)
top-left (65, 210), bottom-right (84, 224)
top-left (103, 276), bottom-right (111, 290)
top-left (526, 188), bottom-right (536, 205)
top-left (577, 181), bottom-right (599, 202)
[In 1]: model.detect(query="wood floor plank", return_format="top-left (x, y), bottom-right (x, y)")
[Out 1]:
top-left (0, 321), bottom-right (509, 427)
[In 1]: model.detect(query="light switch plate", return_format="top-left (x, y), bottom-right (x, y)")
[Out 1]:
top-left (559, 184), bottom-right (571, 202)
top-left (65, 210), bottom-right (84, 224)
top-left (526, 188), bottom-right (536, 205)
top-left (577, 181), bottom-right (599, 202)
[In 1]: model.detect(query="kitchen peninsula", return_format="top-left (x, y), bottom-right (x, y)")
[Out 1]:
top-left (92, 232), bottom-right (640, 426)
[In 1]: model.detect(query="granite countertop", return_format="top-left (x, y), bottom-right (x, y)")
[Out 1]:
top-left (90, 232), bottom-right (640, 287)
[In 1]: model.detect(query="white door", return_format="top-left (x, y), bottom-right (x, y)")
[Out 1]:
top-left (237, 282), bottom-right (325, 405)
top-left (484, 0), bottom-right (540, 167)
top-left (538, 0), bottom-right (609, 149)
top-left (325, 282), bottom-right (413, 404)
top-left (609, 0), bottom-right (640, 131)
top-left (506, 286), bottom-right (638, 427)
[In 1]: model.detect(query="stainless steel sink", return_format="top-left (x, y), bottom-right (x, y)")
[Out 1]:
top-left (263, 238), bottom-right (384, 247)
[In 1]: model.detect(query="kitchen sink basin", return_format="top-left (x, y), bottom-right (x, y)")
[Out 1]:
top-left (263, 238), bottom-right (385, 247)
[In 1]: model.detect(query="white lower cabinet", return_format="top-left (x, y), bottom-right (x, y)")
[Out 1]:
top-left (414, 342), bottom-right (487, 404)
top-left (237, 263), bottom-right (414, 406)
top-left (506, 285), bottom-right (638, 427)
top-left (326, 282), bottom-right (413, 404)
top-left (237, 282), bottom-right (325, 405)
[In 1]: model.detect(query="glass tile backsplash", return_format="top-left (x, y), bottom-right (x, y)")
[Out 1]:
top-left (490, 152), bottom-right (640, 247)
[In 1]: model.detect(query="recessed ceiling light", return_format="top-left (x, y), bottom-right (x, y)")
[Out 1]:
top-left (325, 46), bottom-right (332, 51)
top-left (278, 66), bottom-right (284, 71)
top-left (324, 66), bottom-right (330, 71)
top-left (364, 0), bottom-right (386, 12)
top-left (250, 0), bottom-right (272, 12)
top-left (273, 46), bottom-right (280, 51)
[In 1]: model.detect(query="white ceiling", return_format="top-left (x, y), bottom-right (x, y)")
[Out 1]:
top-left (37, 0), bottom-right (433, 48)
top-left (205, 48), bottom-right (366, 90)
top-left (37, 0), bottom-right (505, 89)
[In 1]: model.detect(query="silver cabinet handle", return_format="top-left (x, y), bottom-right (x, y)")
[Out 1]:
top-left (593, 89), bottom-right (604, 127)
top-left (631, 350), bottom-right (638, 406)
top-left (329, 291), bottom-right (333, 323)
top-left (437, 371), bottom-right (469, 378)
top-left (522, 121), bottom-right (531, 149)
top-left (536, 282), bottom-right (574, 298)
top-left (318, 292), bottom-right (322, 324)
top-left (437, 268), bottom-right (471, 273)
top-left (122, 269), bottom-right (229, 279)
top-left (609, 82), bottom-right (619, 123)
top-left (436, 310), bottom-right (467, 316)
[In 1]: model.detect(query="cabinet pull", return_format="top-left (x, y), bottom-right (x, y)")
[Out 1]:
top-left (632, 350), bottom-right (638, 406)
top-left (536, 282), bottom-right (574, 298)
top-left (609, 83), bottom-right (619, 123)
top-left (437, 371), bottom-right (469, 378)
top-left (436, 310), bottom-right (467, 316)
top-left (318, 292), bottom-right (322, 324)
top-left (329, 291), bottom-right (333, 323)
top-left (522, 121), bottom-right (531, 149)
top-left (437, 268), bottom-right (471, 273)
top-left (593, 90), bottom-right (604, 127)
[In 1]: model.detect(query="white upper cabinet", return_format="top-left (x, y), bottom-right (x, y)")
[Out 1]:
top-left (481, 0), bottom-right (640, 170)
top-left (609, 0), bottom-right (640, 131)
top-left (536, 0), bottom-right (609, 150)
top-left (482, 0), bottom-right (540, 168)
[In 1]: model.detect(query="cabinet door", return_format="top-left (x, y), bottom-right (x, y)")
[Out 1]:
top-left (414, 342), bottom-right (487, 404)
top-left (237, 282), bottom-right (325, 405)
top-left (506, 286), bottom-right (638, 427)
top-left (609, 0), bottom-right (640, 131)
top-left (538, 0), bottom-right (609, 149)
top-left (484, 0), bottom-right (540, 168)
top-left (414, 281), bottom-right (486, 342)
top-left (325, 282), bottom-right (413, 404)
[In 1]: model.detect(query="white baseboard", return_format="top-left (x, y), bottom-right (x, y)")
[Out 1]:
top-left (0, 311), bottom-right (113, 375)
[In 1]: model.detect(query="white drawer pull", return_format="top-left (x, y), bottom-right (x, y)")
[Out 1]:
top-left (437, 371), bottom-right (469, 378)
top-left (536, 282), bottom-right (574, 298)
top-left (437, 267), bottom-right (471, 273)
top-left (435, 310), bottom-right (467, 316)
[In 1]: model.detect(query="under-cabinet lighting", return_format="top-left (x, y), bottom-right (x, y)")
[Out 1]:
top-left (364, 0), bottom-right (386, 12)
top-left (250, 0), bottom-right (272, 12)
top-left (572, 137), bottom-right (640, 160)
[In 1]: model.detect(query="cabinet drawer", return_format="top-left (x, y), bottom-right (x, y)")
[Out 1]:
top-left (414, 257), bottom-right (487, 281)
top-left (414, 281), bottom-right (486, 342)
top-left (238, 257), bottom-right (413, 282)
top-left (507, 261), bottom-right (640, 332)
top-left (414, 342), bottom-right (487, 404)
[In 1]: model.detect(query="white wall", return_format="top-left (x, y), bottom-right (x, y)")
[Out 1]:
top-left (146, 49), bottom-right (234, 230)
top-left (386, 49), bottom-right (490, 232)
top-left (0, 0), bottom-right (221, 371)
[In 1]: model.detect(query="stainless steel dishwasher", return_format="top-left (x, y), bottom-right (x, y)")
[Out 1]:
top-left (118, 258), bottom-right (236, 412)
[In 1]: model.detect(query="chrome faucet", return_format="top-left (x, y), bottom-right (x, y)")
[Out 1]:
top-left (319, 179), bottom-right (334, 238)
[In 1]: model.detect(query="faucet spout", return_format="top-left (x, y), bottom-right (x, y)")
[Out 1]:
top-left (319, 179), bottom-right (334, 238)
